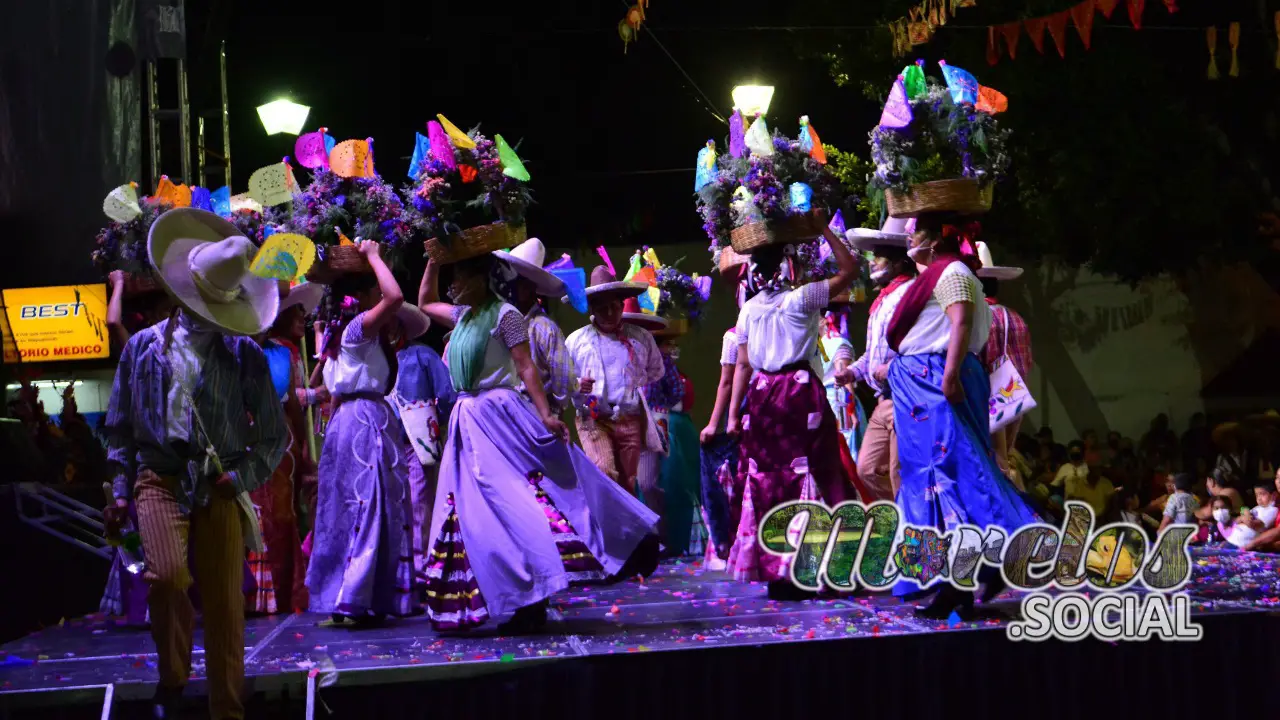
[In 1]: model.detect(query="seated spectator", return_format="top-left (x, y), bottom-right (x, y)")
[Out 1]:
top-left (1159, 473), bottom-right (1200, 532)
top-left (1244, 469), bottom-right (1280, 552)
top-left (1140, 413), bottom-right (1179, 467)
top-left (1081, 428), bottom-right (1103, 467)
top-left (1195, 469), bottom-right (1243, 521)
top-left (1050, 441), bottom-right (1117, 518)
top-left (1212, 422), bottom-right (1255, 492)
top-left (1199, 495), bottom-right (1231, 544)
top-left (1116, 486), bottom-right (1159, 537)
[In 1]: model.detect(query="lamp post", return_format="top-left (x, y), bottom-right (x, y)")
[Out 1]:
top-left (256, 99), bottom-right (310, 136)
top-left (731, 85), bottom-right (774, 117)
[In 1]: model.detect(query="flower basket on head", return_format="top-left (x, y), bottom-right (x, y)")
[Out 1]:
top-left (404, 117), bottom-right (533, 265)
top-left (717, 246), bottom-right (749, 274)
top-left (729, 209), bottom-right (829, 253)
top-left (423, 222), bottom-right (527, 265)
top-left (868, 60), bottom-right (1010, 219)
top-left (884, 178), bottom-right (992, 219)
top-left (306, 244), bottom-right (371, 283)
top-left (694, 116), bottom-right (852, 260)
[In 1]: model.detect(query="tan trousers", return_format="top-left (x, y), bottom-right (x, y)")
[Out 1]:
top-left (576, 414), bottom-right (645, 493)
top-left (856, 398), bottom-right (902, 502)
top-left (135, 471), bottom-right (245, 720)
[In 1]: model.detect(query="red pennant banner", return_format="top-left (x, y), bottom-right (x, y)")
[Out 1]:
top-left (1001, 22), bottom-right (1022, 59)
top-left (1096, 0), bottom-right (1117, 18)
top-left (1047, 11), bottom-right (1070, 57)
top-left (1071, 0), bottom-right (1096, 50)
top-left (1025, 17), bottom-right (1048, 54)
top-left (987, 25), bottom-right (1000, 65)
top-left (1128, 0), bottom-right (1145, 29)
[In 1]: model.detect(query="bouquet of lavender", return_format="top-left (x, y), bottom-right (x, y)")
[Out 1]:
top-left (654, 263), bottom-right (710, 323)
top-left (402, 128), bottom-right (533, 242)
top-left (276, 169), bottom-right (413, 269)
top-left (92, 197), bottom-right (173, 273)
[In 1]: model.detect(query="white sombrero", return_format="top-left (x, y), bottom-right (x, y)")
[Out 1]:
top-left (279, 282), bottom-right (325, 315)
top-left (395, 303), bottom-right (431, 340)
top-left (974, 242), bottom-right (1023, 280)
top-left (584, 265), bottom-right (647, 300)
top-left (493, 237), bottom-right (565, 297)
top-left (847, 216), bottom-right (914, 251)
top-left (148, 208), bottom-right (280, 336)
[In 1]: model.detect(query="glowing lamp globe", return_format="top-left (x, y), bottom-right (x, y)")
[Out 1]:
top-left (732, 85), bottom-right (774, 117)
top-left (256, 99), bottom-right (311, 136)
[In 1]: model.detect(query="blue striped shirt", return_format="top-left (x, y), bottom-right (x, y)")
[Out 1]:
top-left (105, 316), bottom-right (288, 511)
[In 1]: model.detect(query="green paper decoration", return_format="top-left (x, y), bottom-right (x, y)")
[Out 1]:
top-left (495, 134), bottom-right (530, 182)
top-left (901, 61), bottom-right (927, 100)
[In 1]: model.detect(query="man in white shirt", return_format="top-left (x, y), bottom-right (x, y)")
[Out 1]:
top-left (842, 219), bottom-right (915, 501)
top-left (566, 266), bottom-right (665, 495)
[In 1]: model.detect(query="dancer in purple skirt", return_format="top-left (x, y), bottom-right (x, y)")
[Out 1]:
top-left (725, 223), bottom-right (860, 599)
top-left (419, 252), bottom-right (660, 634)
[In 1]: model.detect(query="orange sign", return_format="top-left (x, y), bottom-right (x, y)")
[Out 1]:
top-left (1, 284), bottom-right (111, 363)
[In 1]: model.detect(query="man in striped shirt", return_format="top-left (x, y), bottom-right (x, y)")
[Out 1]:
top-left (841, 220), bottom-right (917, 501)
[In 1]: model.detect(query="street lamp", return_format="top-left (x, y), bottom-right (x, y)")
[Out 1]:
top-left (731, 85), bottom-right (774, 117)
top-left (256, 99), bottom-right (310, 135)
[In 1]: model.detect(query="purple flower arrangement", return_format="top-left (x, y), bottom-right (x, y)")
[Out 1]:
top-left (92, 196), bottom-right (173, 273)
top-left (654, 264), bottom-right (709, 323)
top-left (278, 169), bottom-right (413, 268)
top-left (402, 129), bottom-right (533, 243)
top-left (694, 127), bottom-right (847, 262)
top-left (868, 82), bottom-right (1010, 204)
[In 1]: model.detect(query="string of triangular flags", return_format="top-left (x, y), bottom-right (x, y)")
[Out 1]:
top-left (890, 0), bottom-right (979, 57)
top-left (985, 0), bottom-right (1182, 64)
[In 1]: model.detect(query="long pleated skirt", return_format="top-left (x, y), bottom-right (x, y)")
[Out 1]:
top-left (424, 387), bottom-right (660, 630)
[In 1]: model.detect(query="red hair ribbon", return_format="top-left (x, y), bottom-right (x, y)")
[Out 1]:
top-left (943, 222), bottom-right (983, 271)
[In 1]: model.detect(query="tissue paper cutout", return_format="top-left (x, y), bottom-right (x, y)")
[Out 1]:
top-left (408, 132), bottom-right (431, 180)
top-left (828, 209), bottom-right (846, 236)
top-left (879, 77), bottom-right (914, 129)
top-left (210, 186), bottom-right (232, 217)
top-left (494, 134), bottom-right (530, 181)
top-left (799, 116), bottom-right (827, 164)
top-left (329, 139), bottom-right (375, 178)
top-left (249, 233), bottom-right (316, 282)
top-left (901, 60), bottom-right (927, 99)
top-left (154, 176), bottom-right (191, 207)
top-left (976, 86), bottom-right (1008, 115)
top-left (248, 162), bottom-right (297, 207)
top-left (744, 116), bottom-right (773, 157)
top-left (427, 121), bottom-right (456, 170)
top-left (554, 266), bottom-right (588, 313)
top-left (694, 140), bottom-right (716, 191)
top-left (230, 193), bottom-right (263, 213)
top-left (437, 115), bottom-right (477, 150)
top-left (103, 183), bottom-right (141, 222)
top-left (190, 186), bottom-right (212, 212)
top-left (939, 60), bottom-right (979, 105)
top-left (459, 165), bottom-right (478, 183)
top-left (789, 182), bottom-right (813, 213)
top-left (729, 110), bottom-right (747, 158)
top-left (295, 128), bottom-right (336, 170)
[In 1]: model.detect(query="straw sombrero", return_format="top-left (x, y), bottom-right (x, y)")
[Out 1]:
top-left (1212, 421), bottom-right (1243, 445)
top-left (847, 216), bottom-right (913, 251)
top-left (395, 304), bottom-right (431, 340)
top-left (974, 241), bottom-right (1023, 281)
top-left (493, 237), bottom-right (565, 297)
top-left (279, 282), bottom-right (325, 315)
top-left (148, 208), bottom-right (280, 336)
top-left (584, 266), bottom-right (647, 300)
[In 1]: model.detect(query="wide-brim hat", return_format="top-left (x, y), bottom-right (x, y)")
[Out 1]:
top-left (847, 216), bottom-right (913, 251)
top-left (279, 282), bottom-right (324, 315)
top-left (148, 208), bottom-right (280, 336)
top-left (493, 237), bottom-right (565, 297)
top-left (975, 241), bottom-right (1023, 280)
top-left (396, 303), bottom-right (431, 340)
top-left (620, 296), bottom-right (667, 332)
top-left (585, 265), bottom-right (647, 300)
top-left (1212, 421), bottom-right (1243, 445)
top-left (1247, 409), bottom-right (1280, 426)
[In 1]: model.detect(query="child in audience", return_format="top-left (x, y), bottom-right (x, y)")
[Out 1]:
top-left (1117, 487), bottom-right (1158, 538)
top-left (1159, 473), bottom-right (1199, 532)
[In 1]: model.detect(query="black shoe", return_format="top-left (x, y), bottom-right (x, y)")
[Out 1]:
top-left (916, 585), bottom-right (975, 621)
top-left (766, 580), bottom-right (818, 601)
top-left (150, 686), bottom-right (182, 719)
top-left (496, 600), bottom-right (548, 635)
top-left (604, 535), bottom-right (661, 584)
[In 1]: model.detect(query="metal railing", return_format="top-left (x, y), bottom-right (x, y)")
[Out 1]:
top-left (11, 482), bottom-right (112, 561)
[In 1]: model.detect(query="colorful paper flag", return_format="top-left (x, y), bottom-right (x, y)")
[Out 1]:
top-left (230, 193), bottom-right (262, 214)
top-left (329, 139), bottom-right (375, 179)
top-left (249, 233), bottom-right (316, 282)
top-left (976, 86), bottom-right (1009, 114)
top-left (154, 176), bottom-right (191, 207)
top-left (901, 60), bottom-right (927, 99)
top-left (190, 186), bottom-right (212, 212)
top-left (248, 162), bottom-right (296, 207)
top-left (879, 77), bottom-right (914, 129)
top-left (553, 267), bottom-right (588, 313)
top-left (210, 186), bottom-right (232, 217)
top-left (694, 140), bottom-right (716, 191)
top-left (103, 183), bottom-right (141, 222)
top-left (408, 132), bottom-right (431, 180)
top-left (789, 182), bottom-right (813, 213)
top-left (437, 115), bottom-right (476, 150)
top-left (1071, 0), bottom-right (1095, 50)
top-left (938, 60), bottom-right (979, 105)
top-left (744, 116), bottom-right (773, 157)
top-left (295, 128), bottom-right (335, 170)
top-left (728, 110), bottom-right (747, 159)
top-left (426, 121), bottom-right (456, 170)
top-left (494, 134), bottom-right (530, 182)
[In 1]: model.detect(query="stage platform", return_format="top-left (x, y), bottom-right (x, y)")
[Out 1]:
top-left (2, 548), bottom-right (1278, 719)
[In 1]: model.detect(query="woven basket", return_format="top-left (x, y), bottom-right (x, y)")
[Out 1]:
top-left (729, 210), bottom-right (828, 253)
top-left (424, 222), bottom-right (527, 264)
top-left (885, 178), bottom-right (993, 219)
top-left (654, 318), bottom-right (690, 337)
top-left (717, 247), bottom-right (749, 274)
top-left (306, 244), bottom-right (371, 283)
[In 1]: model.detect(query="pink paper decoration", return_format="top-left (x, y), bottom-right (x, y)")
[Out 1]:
top-left (427, 121), bottom-right (456, 170)
top-left (879, 77), bottom-right (914, 129)
top-left (295, 128), bottom-right (333, 170)
top-left (728, 110), bottom-right (747, 158)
